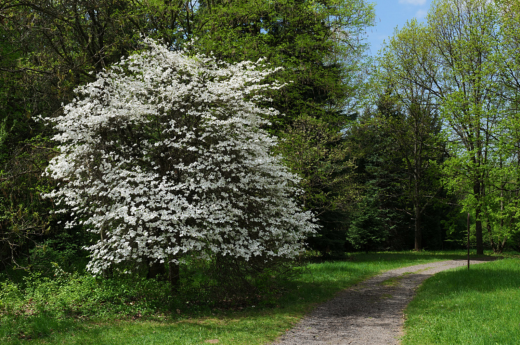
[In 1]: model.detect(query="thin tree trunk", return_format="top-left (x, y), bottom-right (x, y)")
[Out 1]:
top-left (414, 205), bottom-right (422, 251)
top-left (100, 226), bottom-right (113, 278)
top-left (492, 227), bottom-right (508, 254)
top-left (414, 118), bottom-right (421, 252)
top-left (497, 184), bottom-right (507, 253)
top-left (492, 164), bottom-right (507, 254)
top-left (475, 211), bottom-right (483, 255)
top-left (486, 221), bottom-right (496, 252)
top-left (168, 257), bottom-right (180, 293)
top-left (474, 181), bottom-right (484, 255)
top-left (147, 260), bottom-right (166, 280)
top-left (499, 236), bottom-right (507, 253)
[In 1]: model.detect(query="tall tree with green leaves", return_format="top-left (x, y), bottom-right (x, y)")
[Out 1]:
top-left (345, 88), bottom-right (450, 251)
top-left (194, 0), bottom-right (374, 127)
top-left (0, 22), bottom-right (58, 267)
top-left (378, 0), bottom-right (505, 254)
top-left (384, 98), bottom-right (444, 250)
top-left (276, 115), bottom-right (358, 255)
top-left (482, 0), bottom-right (520, 252)
top-left (373, 57), bottom-right (446, 250)
top-left (192, 0), bottom-right (374, 255)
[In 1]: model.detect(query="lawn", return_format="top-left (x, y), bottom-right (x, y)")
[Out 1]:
top-left (0, 251), bottom-right (498, 345)
top-left (403, 256), bottom-right (520, 345)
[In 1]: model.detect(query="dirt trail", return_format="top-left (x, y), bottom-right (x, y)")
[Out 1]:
top-left (272, 259), bottom-right (496, 345)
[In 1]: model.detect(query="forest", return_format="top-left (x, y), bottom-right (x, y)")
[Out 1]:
top-left (1, 0), bottom-right (520, 343)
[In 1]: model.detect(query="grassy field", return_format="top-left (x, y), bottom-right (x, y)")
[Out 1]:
top-left (403, 257), bottom-right (520, 345)
top-left (0, 251), bottom-right (499, 345)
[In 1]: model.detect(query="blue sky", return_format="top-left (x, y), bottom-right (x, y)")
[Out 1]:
top-left (365, 0), bottom-right (433, 56)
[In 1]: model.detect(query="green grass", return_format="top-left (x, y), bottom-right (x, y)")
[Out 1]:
top-left (0, 250), bottom-right (502, 344)
top-left (403, 257), bottom-right (520, 345)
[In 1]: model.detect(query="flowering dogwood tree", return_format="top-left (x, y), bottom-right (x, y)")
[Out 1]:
top-left (43, 38), bottom-right (317, 276)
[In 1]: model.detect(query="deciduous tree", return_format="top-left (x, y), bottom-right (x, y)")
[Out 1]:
top-left (378, 0), bottom-right (504, 254)
top-left (43, 39), bottom-right (318, 282)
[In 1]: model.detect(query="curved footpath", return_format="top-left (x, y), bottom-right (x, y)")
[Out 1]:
top-left (272, 258), bottom-right (496, 345)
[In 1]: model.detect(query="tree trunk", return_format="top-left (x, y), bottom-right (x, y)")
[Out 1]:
top-left (147, 260), bottom-right (166, 280)
top-left (474, 182), bottom-right (484, 255)
top-left (414, 206), bottom-right (422, 251)
top-left (168, 257), bottom-right (180, 293)
top-left (475, 211), bottom-right (483, 255)
top-left (413, 117), bottom-right (422, 252)
top-left (496, 186), bottom-right (508, 253)
top-left (487, 221), bottom-right (497, 252)
top-left (499, 236), bottom-right (507, 253)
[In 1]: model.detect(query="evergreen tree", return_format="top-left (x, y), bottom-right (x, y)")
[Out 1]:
top-left (193, 0), bottom-right (374, 255)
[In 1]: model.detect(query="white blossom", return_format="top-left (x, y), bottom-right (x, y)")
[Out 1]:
top-left (43, 38), bottom-right (318, 274)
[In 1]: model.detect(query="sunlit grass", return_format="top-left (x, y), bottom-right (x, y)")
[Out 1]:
top-left (1, 250), bottom-right (506, 344)
top-left (403, 257), bottom-right (520, 345)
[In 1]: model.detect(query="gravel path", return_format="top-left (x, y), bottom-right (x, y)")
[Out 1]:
top-left (272, 258), bottom-right (496, 345)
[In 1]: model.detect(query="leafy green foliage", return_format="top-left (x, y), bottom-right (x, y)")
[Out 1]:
top-left (383, 97), bottom-right (444, 250)
top-left (345, 91), bottom-right (451, 251)
top-left (346, 111), bottom-right (411, 249)
top-left (276, 116), bottom-right (359, 255)
top-left (376, 0), bottom-right (520, 254)
top-left (0, 270), bottom-right (173, 342)
top-left (194, 0), bottom-right (374, 128)
top-left (0, 136), bottom-right (59, 269)
top-left (192, 0), bottom-right (374, 255)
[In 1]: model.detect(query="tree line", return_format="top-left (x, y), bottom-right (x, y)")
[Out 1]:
top-left (375, 0), bottom-right (520, 254)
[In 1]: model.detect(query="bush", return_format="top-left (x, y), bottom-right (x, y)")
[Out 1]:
top-left (43, 38), bottom-right (317, 279)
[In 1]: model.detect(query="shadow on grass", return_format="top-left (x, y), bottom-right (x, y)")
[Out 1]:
top-left (3, 252), bottom-right (506, 344)
top-left (346, 252), bottom-right (486, 263)
top-left (418, 260), bottom-right (520, 295)
top-left (41, 319), bottom-right (276, 345)
top-left (0, 313), bottom-right (81, 344)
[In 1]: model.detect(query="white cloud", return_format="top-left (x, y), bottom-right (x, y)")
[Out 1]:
top-left (415, 9), bottom-right (428, 18)
top-left (399, 0), bottom-right (427, 5)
